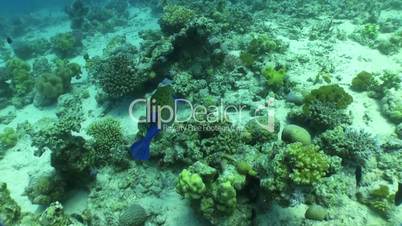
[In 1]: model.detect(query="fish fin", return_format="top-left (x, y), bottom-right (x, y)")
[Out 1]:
top-left (130, 138), bottom-right (151, 161)
top-left (130, 124), bottom-right (160, 161)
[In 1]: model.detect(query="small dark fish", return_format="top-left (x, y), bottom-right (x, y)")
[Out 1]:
top-left (395, 182), bottom-right (402, 206)
top-left (355, 165), bottom-right (362, 187)
top-left (6, 36), bottom-right (12, 44)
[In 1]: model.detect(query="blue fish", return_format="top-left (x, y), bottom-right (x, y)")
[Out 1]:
top-left (130, 79), bottom-right (175, 161)
top-left (130, 123), bottom-right (161, 160)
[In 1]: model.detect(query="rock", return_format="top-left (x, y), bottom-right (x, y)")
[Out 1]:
top-left (119, 204), bottom-right (147, 226)
top-left (305, 205), bottom-right (327, 221)
top-left (286, 91), bottom-right (304, 105)
top-left (282, 124), bottom-right (311, 145)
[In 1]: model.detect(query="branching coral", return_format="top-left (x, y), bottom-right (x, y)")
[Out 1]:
top-left (160, 5), bottom-right (196, 34)
top-left (94, 51), bottom-right (147, 99)
top-left (261, 65), bottom-right (287, 89)
top-left (31, 93), bottom-right (84, 156)
top-left (316, 126), bottom-right (379, 164)
top-left (87, 117), bottom-right (126, 165)
top-left (6, 57), bottom-right (34, 107)
top-left (289, 101), bottom-right (352, 132)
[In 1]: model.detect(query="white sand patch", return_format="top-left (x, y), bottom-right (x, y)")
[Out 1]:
top-left (0, 137), bottom-right (51, 213)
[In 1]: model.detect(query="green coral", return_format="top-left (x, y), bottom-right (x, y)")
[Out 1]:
top-left (350, 23), bottom-right (379, 47)
top-left (176, 169), bottom-right (206, 199)
top-left (6, 57), bottom-right (34, 101)
top-left (51, 32), bottom-right (81, 58)
top-left (351, 71), bottom-right (375, 92)
top-left (87, 117), bottom-right (126, 165)
top-left (286, 143), bottom-right (330, 185)
top-left (261, 66), bottom-right (287, 89)
top-left (212, 180), bottom-right (237, 213)
top-left (0, 182), bottom-right (21, 225)
top-left (176, 162), bottom-right (248, 224)
top-left (258, 143), bottom-right (333, 201)
top-left (160, 5), bottom-right (196, 34)
top-left (303, 84), bottom-right (353, 112)
top-left (240, 33), bottom-right (286, 67)
top-left (0, 127), bottom-right (18, 150)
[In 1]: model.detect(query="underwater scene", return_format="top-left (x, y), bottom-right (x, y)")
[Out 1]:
top-left (0, 0), bottom-right (402, 225)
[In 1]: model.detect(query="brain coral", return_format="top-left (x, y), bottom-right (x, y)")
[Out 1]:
top-left (119, 204), bottom-right (147, 226)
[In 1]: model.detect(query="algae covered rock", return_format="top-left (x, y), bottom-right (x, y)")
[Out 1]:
top-left (381, 89), bottom-right (402, 124)
top-left (39, 202), bottom-right (72, 226)
top-left (243, 116), bottom-right (280, 144)
top-left (119, 204), bottom-right (147, 226)
top-left (0, 182), bottom-right (21, 226)
top-left (305, 204), bottom-right (328, 221)
top-left (24, 171), bottom-right (66, 205)
top-left (0, 127), bottom-right (18, 150)
top-left (282, 124), bottom-right (311, 145)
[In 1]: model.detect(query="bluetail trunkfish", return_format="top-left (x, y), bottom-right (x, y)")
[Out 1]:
top-left (130, 79), bottom-right (175, 161)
